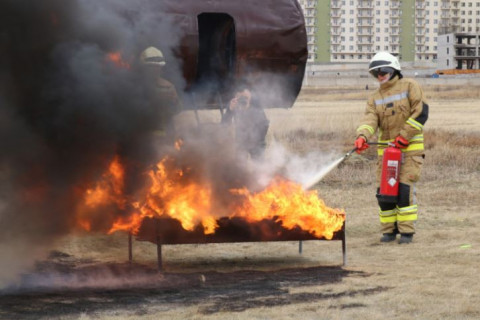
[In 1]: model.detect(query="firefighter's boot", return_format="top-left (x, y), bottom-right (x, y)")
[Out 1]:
top-left (398, 233), bottom-right (413, 244)
top-left (380, 233), bottom-right (397, 243)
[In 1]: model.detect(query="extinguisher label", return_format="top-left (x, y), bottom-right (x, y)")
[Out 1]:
top-left (388, 177), bottom-right (397, 187)
top-left (387, 160), bottom-right (399, 168)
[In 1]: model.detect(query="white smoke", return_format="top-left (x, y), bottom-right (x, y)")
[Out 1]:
top-left (250, 140), bottom-right (340, 189)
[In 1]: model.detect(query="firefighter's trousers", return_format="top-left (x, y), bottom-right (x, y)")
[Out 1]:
top-left (376, 154), bottom-right (424, 234)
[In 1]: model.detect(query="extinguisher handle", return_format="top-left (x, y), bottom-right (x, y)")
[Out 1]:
top-left (367, 141), bottom-right (395, 147)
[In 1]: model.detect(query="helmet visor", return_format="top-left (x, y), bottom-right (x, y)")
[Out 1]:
top-left (370, 67), bottom-right (395, 78)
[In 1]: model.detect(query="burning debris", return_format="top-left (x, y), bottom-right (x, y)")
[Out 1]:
top-left (74, 136), bottom-right (345, 240)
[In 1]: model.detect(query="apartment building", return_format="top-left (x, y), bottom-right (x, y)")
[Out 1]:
top-left (297, 0), bottom-right (318, 61)
top-left (298, 0), bottom-right (480, 65)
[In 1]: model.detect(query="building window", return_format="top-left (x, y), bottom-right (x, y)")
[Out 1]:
top-left (447, 59), bottom-right (449, 66)
top-left (447, 48), bottom-right (449, 54)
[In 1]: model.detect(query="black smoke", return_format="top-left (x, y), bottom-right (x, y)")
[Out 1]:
top-left (0, 0), bottom-right (186, 285)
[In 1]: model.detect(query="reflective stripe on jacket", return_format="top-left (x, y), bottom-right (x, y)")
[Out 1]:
top-left (356, 75), bottom-right (429, 156)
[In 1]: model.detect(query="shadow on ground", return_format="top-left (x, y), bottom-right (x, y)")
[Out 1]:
top-left (0, 251), bottom-right (387, 319)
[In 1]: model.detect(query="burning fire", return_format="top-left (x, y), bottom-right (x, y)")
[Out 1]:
top-left (106, 51), bottom-right (130, 69)
top-left (230, 179), bottom-right (344, 240)
top-left (119, 157), bottom-right (218, 235)
top-left (77, 152), bottom-right (345, 240)
top-left (84, 155), bottom-right (126, 210)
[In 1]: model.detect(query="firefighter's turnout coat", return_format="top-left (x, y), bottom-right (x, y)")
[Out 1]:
top-left (356, 75), bottom-right (428, 234)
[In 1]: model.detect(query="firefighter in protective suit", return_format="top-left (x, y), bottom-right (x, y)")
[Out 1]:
top-left (139, 46), bottom-right (182, 139)
top-left (354, 52), bottom-right (428, 244)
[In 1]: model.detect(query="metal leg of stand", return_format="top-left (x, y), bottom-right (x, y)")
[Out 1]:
top-left (157, 237), bottom-right (163, 271)
top-left (128, 232), bottom-right (133, 263)
top-left (156, 219), bottom-right (163, 271)
top-left (342, 229), bottom-right (347, 266)
top-left (299, 241), bottom-right (303, 254)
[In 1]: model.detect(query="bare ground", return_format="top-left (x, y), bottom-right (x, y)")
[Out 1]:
top-left (1, 86), bottom-right (480, 320)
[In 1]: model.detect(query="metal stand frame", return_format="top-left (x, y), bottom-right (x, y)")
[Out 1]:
top-left (129, 220), bottom-right (346, 271)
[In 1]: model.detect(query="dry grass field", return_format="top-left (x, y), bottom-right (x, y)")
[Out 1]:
top-left (1, 83), bottom-right (480, 320)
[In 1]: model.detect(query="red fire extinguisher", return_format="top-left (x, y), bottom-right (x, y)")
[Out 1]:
top-left (376, 144), bottom-right (402, 203)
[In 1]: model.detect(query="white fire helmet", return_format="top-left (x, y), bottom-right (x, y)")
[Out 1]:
top-left (139, 46), bottom-right (166, 66)
top-left (368, 52), bottom-right (401, 72)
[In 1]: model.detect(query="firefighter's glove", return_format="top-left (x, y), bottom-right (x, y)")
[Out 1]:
top-left (354, 136), bottom-right (369, 154)
top-left (394, 135), bottom-right (409, 149)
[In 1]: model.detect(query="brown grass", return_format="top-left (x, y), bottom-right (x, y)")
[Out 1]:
top-left (5, 85), bottom-right (480, 320)
top-left (299, 84), bottom-right (480, 101)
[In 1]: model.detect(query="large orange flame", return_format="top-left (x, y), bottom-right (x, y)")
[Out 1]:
top-left (107, 157), bottom-right (218, 235)
top-left (79, 154), bottom-right (345, 239)
top-left (230, 178), bottom-right (345, 240)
